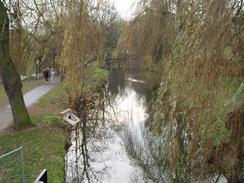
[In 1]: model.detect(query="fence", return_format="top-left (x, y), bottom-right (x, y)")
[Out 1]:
top-left (0, 147), bottom-right (25, 183)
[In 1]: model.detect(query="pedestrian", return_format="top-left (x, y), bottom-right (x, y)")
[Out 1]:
top-left (43, 67), bottom-right (50, 82)
top-left (50, 68), bottom-right (55, 84)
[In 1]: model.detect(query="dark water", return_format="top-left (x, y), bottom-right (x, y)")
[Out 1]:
top-left (65, 71), bottom-right (153, 183)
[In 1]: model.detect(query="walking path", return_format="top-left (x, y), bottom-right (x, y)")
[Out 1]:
top-left (0, 84), bottom-right (55, 131)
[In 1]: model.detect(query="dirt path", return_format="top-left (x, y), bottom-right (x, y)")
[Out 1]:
top-left (0, 84), bottom-right (55, 131)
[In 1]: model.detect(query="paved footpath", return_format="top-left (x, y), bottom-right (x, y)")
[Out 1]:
top-left (0, 84), bottom-right (55, 131)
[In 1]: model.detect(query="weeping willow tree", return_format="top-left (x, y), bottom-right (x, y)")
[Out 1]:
top-left (154, 1), bottom-right (243, 182)
top-left (60, 0), bottom-right (107, 106)
top-left (119, 0), bottom-right (244, 182)
top-left (116, 0), bottom-right (176, 89)
top-left (59, 2), bottom-right (118, 182)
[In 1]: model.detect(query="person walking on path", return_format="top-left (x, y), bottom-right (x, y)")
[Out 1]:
top-left (43, 68), bottom-right (50, 82)
top-left (50, 68), bottom-right (55, 84)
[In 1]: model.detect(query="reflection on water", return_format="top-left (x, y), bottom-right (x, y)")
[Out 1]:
top-left (65, 71), bottom-right (152, 183)
top-left (65, 70), bottom-right (229, 183)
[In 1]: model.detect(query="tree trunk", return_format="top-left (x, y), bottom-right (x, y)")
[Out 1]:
top-left (227, 104), bottom-right (244, 183)
top-left (174, 113), bottom-right (189, 183)
top-left (239, 104), bottom-right (244, 182)
top-left (0, 1), bottom-right (31, 129)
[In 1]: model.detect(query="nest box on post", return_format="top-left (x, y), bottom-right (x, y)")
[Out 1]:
top-left (60, 108), bottom-right (81, 127)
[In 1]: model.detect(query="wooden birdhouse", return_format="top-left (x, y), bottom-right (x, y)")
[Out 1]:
top-left (60, 108), bottom-right (81, 127)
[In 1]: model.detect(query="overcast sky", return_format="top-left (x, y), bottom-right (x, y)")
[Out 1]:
top-left (110, 0), bottom-right (138, 19)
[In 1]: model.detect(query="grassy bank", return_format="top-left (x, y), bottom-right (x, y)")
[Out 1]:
top-left (0, 83), bottom-right (69, 183)
top-left (0, 67), bottom-right (107, 182)
top-left (0, 126), bottom-right (68, 183)
top-left (29, 83), bottom-right (67, 115)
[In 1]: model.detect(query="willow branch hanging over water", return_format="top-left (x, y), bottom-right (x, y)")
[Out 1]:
top-left (117, 0), bottom-right (244, 182)
top-left (59, 1), bottom-right (121, 182)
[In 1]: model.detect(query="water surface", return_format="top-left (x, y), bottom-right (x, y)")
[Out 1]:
top-left (65, 72), bottom-right (152, 183)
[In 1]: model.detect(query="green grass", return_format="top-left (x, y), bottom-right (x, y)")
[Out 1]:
top-left (0, 127), bottom-right (68, 183)
top-left (30, 114), bottom-right (69, 132)
top-left (0, 82), bottom-right (69, 183)
top-left (0, 85), bottom-right (6, 102)
top-left (86, 65), bottom-right (108, 90)
top-left (35, 84), bottom-right (66, 109)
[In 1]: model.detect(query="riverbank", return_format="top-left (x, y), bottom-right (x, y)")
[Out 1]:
top-left (0, 83), bottom-right (70, 183)
top-left (0, 65), bottom-right (108, 182)
top-left (0, 126), bottom-right (69, 183)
